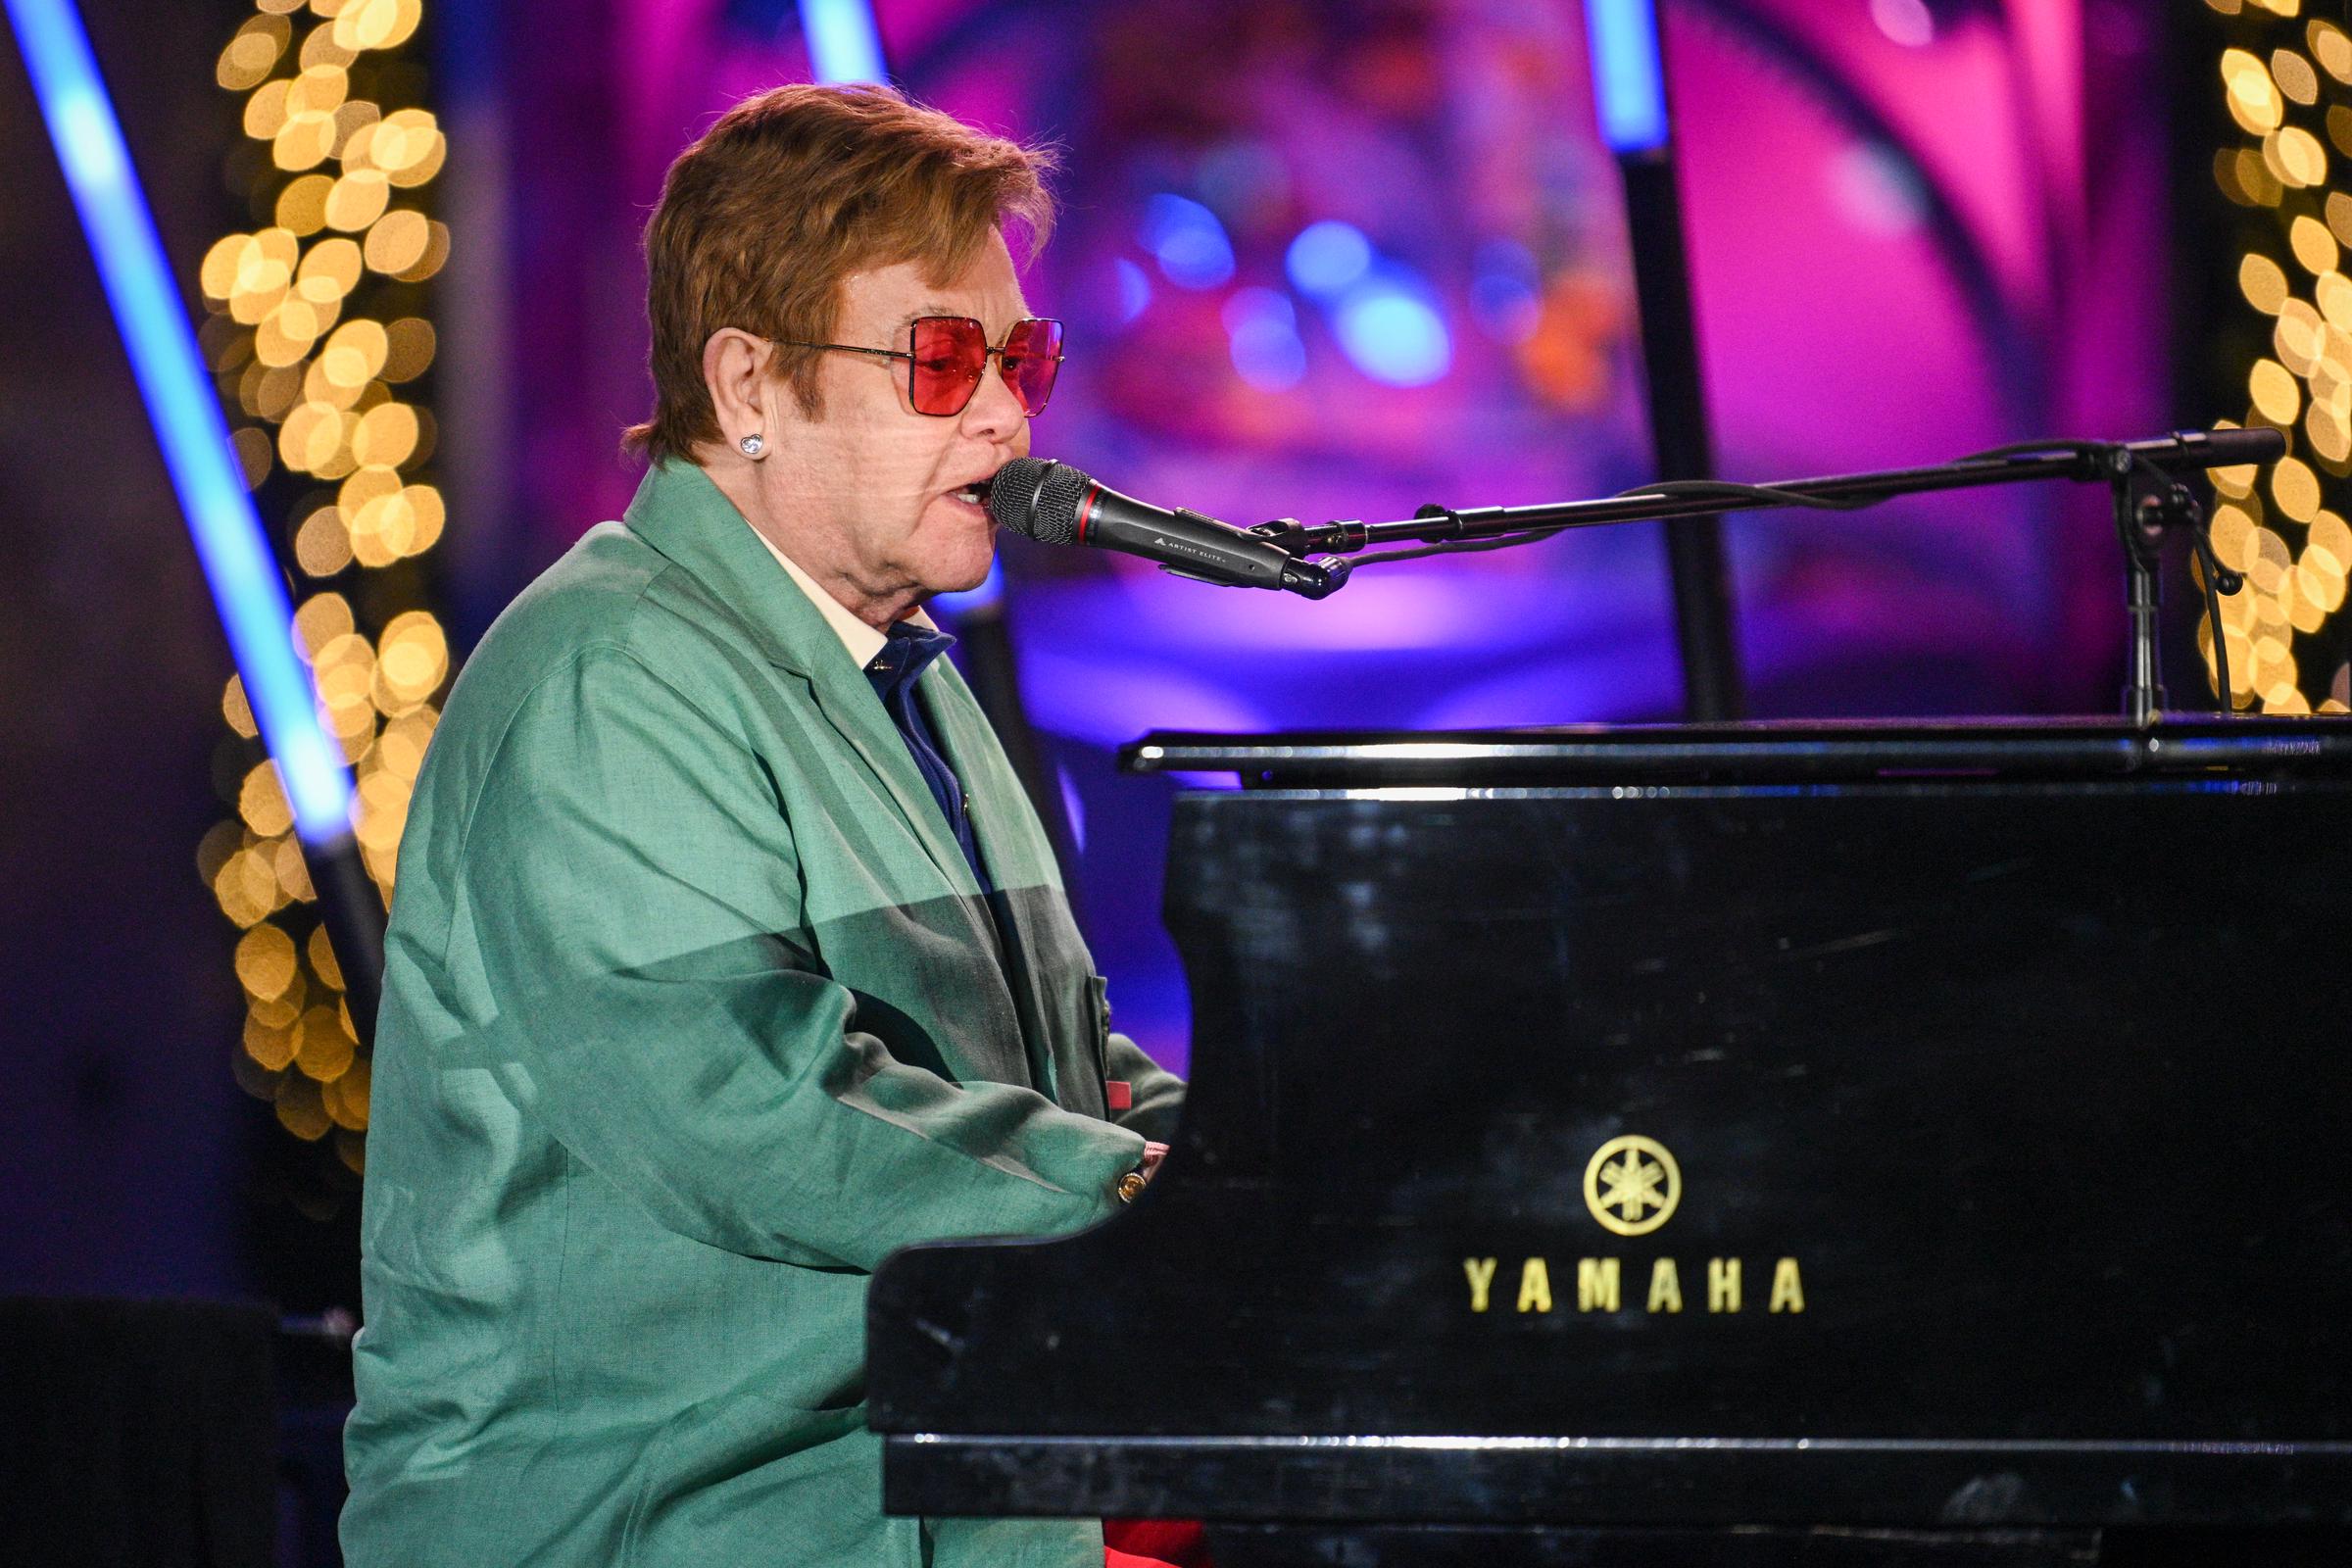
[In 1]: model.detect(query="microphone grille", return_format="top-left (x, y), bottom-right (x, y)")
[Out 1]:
top-left (986, 457), bottom-right (1089, 546)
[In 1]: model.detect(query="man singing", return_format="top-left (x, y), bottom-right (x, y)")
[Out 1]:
top-left (342, 83), bottom-right (1183, 1566)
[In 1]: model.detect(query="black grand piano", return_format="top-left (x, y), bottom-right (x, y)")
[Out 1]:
top-left (868, 716), bottom-right (2352, 1565)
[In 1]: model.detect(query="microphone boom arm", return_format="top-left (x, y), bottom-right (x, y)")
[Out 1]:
top-left (1244, 427), bottom-right (2281, 726)
top-left (1248, 429), bottom-right (2281, 559)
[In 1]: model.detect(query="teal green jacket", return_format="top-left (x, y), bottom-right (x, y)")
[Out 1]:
top-left (342, 460), bottom-right (1183, 1567)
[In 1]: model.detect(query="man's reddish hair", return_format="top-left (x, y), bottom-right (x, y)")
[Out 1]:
top-left (624, 83), bottom-right (1055, 464)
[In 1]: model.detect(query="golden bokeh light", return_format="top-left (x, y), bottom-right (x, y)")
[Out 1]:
top-left (376, 706), bottom-right (438, 781)
top-left (2274, 454), bottom-right (2324, 519)
top-left (293, 590), bottom-right (355, 655)
top-left (2306, 396), bottom-right (2350, 462)
top-left (254, 300), bottom-right (324, 368)
top-left (2251, 357), bottom-right (2303, 422)
top-left (400, 220), bottom-right (450, 281)
top-left (373, 613), bottom-right (448, 711)
top-left (2225, 49), bottom-right (2286, 134)
top-left (245, 1013), bottom-right (298, 1071)
top-left (331, 100), bottom-right (380, 162)
top-left (294, 505), bottom-right (356, 577)
top-left (301, 12), bottom-right (359, 62)
top-left (326, 169), bottom-right (391, 232)
top-left (2314, 20), bottom-right (2352, 81)
top-left (275, 1073), bottom-right (333, 1142)
top-left (318, 318), bottom-right (389, 386)
top-left (2291, 213), bottom-right (2339, 273)
top-left (2316, 269), bottom-right (2352, 326)
top-left (353, 767), bottom-right (413, 851)
top-left (2278, 125), bottom-right (2329, 185)
top-left (216, 15), bottom-right (291, 90)
top-left (273, 111), bottom-right (338, 172)
top-left (2274, 49), bottom-right (2322, 104)
top-left (239, 760), bottom-right (296, 837)
top-left (333, 0), bottom-right (421, 52)
top-left (244, 76), bottom-right (292, 139)
top-left (250, 963), bottom-right (306, 1026)
top-left (284, 62), bottom-right (347, 117)
top-left (274, 172), bottom-right (332, 234)
top-left (2201, 0), bottom-right (2352, 710)
top-left (323, 1056), bottom-right (371, 1131)
top-left (2275, 302), bottom-right (2323, 372)
top-left (2310, 509), bottom-right (2352, 569)
top-left (307, 924), bottom-right (344, 990)
top-left (206, 0), bottom-right (443, 1183)
top-left (222, 675), bottom-right (259, 738)
top-left (382, 317), bottom-right (435, 380)
top-left (352, 400), bottom-right (418, 466)
top-left (214, 843), bottom-right (283, 927)
top-left (232, 424), bottom-right (275, 488)
top-left (299, 235), bottom-right (365, 299)
top-left (295, 1004), bottom-right (356, 1082)
top-left (273, 834), bottom-right (315, 902)
top-left (363, 208), bottom-right (429, 275)
top-left (235, 922), bottom-right (301, 999)
top-left (2242, 252), bottom-right (2292, 312)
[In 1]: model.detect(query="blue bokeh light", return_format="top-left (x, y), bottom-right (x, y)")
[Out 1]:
top-left (1334, 271), bottom-right (1452, 387)
top-left (1469, 237), bottom-right (1543, 342)
top-left (1285, 220), bottom-right (1373, 298)
top-left (1222, 286), bottom-right (1306, 391)
top-left (1114, 256), bottom-right (1152, 322)
top-left (1139, 193), bottom-right (1235, 290)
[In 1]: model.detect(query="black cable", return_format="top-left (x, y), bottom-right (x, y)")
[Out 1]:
top-left (2198, 543), bottom-right (2239, 713)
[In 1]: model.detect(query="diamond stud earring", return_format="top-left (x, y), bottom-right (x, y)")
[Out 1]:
top-left (739, 434), bottom-right (765, 458)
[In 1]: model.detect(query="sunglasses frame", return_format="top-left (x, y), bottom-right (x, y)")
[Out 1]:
top-left (777, 316), bottom-right (1065, 417)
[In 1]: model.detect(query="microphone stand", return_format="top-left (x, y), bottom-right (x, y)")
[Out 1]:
top-left (1250, 429), bottom-right (2274, 727)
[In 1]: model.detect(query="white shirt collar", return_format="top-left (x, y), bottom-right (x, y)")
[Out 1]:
top-left (745, 522), bottom-right (937, 669)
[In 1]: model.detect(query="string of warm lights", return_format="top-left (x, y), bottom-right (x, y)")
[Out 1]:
top-left (2208, 0), bottom-right (2352, 713)
top-left (196, 0), bottom-right (448, 1193)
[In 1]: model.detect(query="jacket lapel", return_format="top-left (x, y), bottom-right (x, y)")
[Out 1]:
top-left (618, 462), bottom-right (978, 898)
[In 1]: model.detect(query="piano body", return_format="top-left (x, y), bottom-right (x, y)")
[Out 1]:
top-left (868, 718), bottom-right (2352, 1564)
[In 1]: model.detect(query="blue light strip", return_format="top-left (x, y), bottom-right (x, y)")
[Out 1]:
top-left (799, 0), bottom-right (887, 85)
top-left (6, 0), bottom-right (354, 845)
top-left (1583, 0), bottom-right (1671, 154)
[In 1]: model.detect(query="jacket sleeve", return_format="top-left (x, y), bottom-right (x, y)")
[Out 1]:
top-left (454, 645), bottom-right (1146, 1272)
top-left (1105, 1032), bottom-right (1186, 1145)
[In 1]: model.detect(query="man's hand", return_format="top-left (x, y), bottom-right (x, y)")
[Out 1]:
top-left (1139, 1141), bottom-right (1169, 1182)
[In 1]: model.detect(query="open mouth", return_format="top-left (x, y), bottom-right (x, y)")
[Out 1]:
top-left (949, 476), bottom-right (994, 507)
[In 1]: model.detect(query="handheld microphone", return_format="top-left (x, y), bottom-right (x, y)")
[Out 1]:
top-left (985, 458), bottom-right (1344, 599)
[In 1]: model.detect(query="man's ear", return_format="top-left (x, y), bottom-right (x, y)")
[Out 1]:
top-left (702, 329), bottom-right (774, 447)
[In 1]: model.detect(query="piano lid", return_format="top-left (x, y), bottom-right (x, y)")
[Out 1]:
top-left (1120, 715), bottom-right (2352, 788)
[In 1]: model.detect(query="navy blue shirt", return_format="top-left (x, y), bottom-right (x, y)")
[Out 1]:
top-left (862, 619), bottom-right (989, 891)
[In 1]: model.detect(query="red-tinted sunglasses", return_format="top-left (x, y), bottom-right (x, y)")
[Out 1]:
top-left (782, 316), bottom-right (1065, 417)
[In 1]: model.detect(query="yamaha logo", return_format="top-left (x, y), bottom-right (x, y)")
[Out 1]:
top-left (1584, 1134), bottom-right (1681, 1237)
